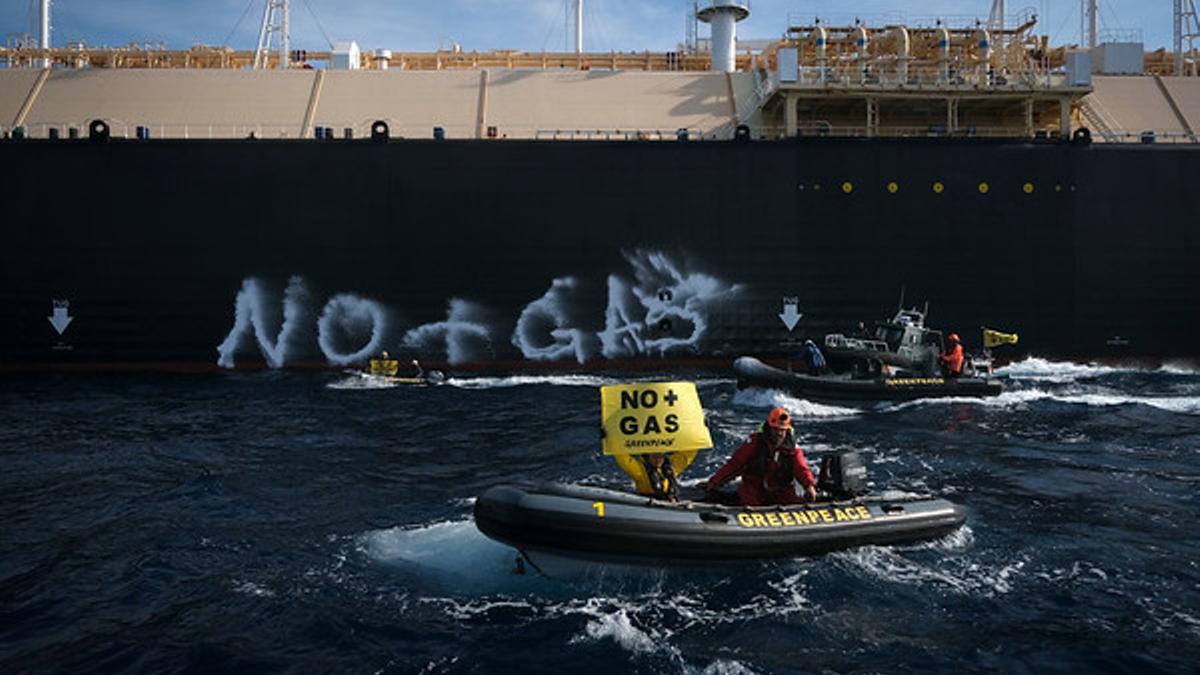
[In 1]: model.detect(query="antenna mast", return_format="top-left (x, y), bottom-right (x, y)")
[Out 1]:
top-left (1176, 0), bottom-right (1200, 75)
top-left (987, 0), bottom-right (1006, 61)
top-left (988, 0), bottom-right (1005, 33)
top-left (574, 0), bottom-right (584, 53)
top-left (255, 0), bottom-right (291, 70)
top-left (686, 1), bottom-right (699, 53)
top-left (1080, 0), bottom-right (1098, 48)
top-left (38, 0), bottom-right (51, 68)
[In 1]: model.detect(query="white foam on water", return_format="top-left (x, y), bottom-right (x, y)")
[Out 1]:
top-left (879, 388), bottom-right (1051, 412)
top-left (419, 596), bottom-right (538, 621)
top-left (834, 536), bottom-right (1024, 598)
top-left (1159, 362), bottom-right (1200, 375)
top-left (447, 373), bottom-right (727, 390)
top-left (1061, 393), bottom-right (1200, 414)
top-left (694, 378), bottom-right (737, 388)
top-left (1032, 560), bottom-right (1111, 584)
top-left (913, 524), bottom-right (976, 553)
top-left (447, 374), bottom-right (621, 389)
top-left (763, 569), bottom-right (817, 616)
top-left (231, 579), bottom-right (276, 598)
top-left (357, 519), bottom-right (526, 588)
top-left (697, 661), bottom-right (758, 675)
top-left (571, 606), bottom-right (662, 654)
top-left (731, 388), bottom-right (861, 420)
top-left (881, 387), bottom-right (1200, 415)
top-left (325, 371), bottom-right (400, 390)
top-left (995, 357), bottom-right (1122, 382)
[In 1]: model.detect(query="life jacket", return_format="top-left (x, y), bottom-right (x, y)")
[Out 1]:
top-left (749, 429), bottom-right (796, 491)
top-left (942, 344), bottom-right (964, 374)
top-left (640, 455), bottom-right (678, 500)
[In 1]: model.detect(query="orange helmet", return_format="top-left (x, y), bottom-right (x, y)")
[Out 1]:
top-left (948, 333), bottom-right (960, 342)
top-left (766, 407), bottom-right (793, 430)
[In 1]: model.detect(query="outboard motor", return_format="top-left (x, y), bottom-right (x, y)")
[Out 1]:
top-left (818, 451), bottom-right (868, 499)
top-left (424, 370), bottom-right (447, 385)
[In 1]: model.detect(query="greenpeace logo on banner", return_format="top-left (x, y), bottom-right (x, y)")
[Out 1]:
top-left (215, 250), bottom-right (742, 368)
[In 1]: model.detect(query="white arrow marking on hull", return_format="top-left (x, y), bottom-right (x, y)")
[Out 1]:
top-left (779, 298), bottom-right (802, 332)
top-left (48, 305), bottom-right (73, 335)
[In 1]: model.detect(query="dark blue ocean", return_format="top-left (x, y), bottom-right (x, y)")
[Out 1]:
top-left (3, 359), bottom-right (1199, 673)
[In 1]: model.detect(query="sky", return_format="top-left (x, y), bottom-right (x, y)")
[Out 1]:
top-left (0, 1), bottom-right (1177, 54)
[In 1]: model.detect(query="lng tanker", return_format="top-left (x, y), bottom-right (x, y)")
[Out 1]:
top-left (1, 1), bottom-right (1198, 372)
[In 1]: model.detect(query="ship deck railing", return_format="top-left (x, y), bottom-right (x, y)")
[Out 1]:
top-left (756, 123), bottom-right (1048, 140)
top-left (4, 121), bottom-right (1196, 144)
top-left (532, 128), bottom-right (713, 141)
top-left (753, 123), bottom-right (1199, 143)
top-left (776, 65), bottom-right (1083, 93)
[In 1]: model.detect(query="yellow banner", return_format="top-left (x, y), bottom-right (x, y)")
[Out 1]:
top-left (369, 359), bottom-right (399, 376)
top-left (600, 382), bottom-right (712, 456)
top-left (983, 328), bottom-right (1019, 349)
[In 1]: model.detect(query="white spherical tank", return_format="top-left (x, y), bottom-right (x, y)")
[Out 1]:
top-left (697, 1), bottom-right (750, 73)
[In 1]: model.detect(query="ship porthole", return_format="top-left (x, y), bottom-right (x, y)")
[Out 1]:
top-left (887, 182), bottom-right (899, 194)
top-left (978, 182), bottom-right (990, 194)
top-left (842, 181), bottom-right (854, 194)
top-left (933, 181), bottom-right (945, 194)
top-left (1023, 182), bottom-right (1035, 194)
top-left (1055, 184), bottom-right (1063, 192)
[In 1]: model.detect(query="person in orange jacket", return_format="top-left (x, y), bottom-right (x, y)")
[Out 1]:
top-left (699, 407), bottom-right (817, 506)
top-left (939, 333), bottom-right (964, 377)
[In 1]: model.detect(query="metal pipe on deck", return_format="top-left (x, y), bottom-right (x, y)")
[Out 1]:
top-left (977, 28), bottom-right (992, 85)
top-left (938, 25), bottom-right (951, 84)
top-left (815, 22), bottom-right (828, 84)
top-left (895, 26), bottom-right (910, 83)
top-left (697, 1), bottom-right (749, 73)
top-left (855, 23), bottom-right (869, 83)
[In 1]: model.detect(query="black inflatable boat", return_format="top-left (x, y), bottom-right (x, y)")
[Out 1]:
top-left (474, 482), bottom-right (966, 565)
top-left (735, 356), bottom-right (1003, 402)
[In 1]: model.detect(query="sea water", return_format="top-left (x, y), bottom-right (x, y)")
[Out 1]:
top-left (2, 359), bottom-right (1198, 673)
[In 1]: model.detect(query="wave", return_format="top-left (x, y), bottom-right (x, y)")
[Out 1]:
top-left (356, 519), bottom-right (539, 592)
top-left (447, 374), bottom-right (735, 390)
top-left (1158, 362), bottom-right (1200, 375)
top-left (447, 374), bottom-right (623, 389)
top-left (994, 357), bottom-right (1122, 382)
top-left (730, 388), bottom-right (861, 420)
top-left (569, 602), bottom-right (667, 655)
top-left (881, 388), bottom-right (1200, 415)
top-left (833, 532), bottom-right (1025, 598)
top-left (325, 371), bottom-right (401, 390)
top-left (998, 357), bottom-right (1200, 381)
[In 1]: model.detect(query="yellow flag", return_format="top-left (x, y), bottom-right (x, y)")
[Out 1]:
top-left (983, 328), bottom-right (1019, 349)
top-left (600, 382), bottom-right (712, 456)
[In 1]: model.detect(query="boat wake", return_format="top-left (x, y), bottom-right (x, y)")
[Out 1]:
top-left (446, 374), bottom-right (733, 390)
top-left (731, 388), bottom-right (861, 420)
top-left (447, 374), bottom-right (622, 389)
top-left (830, 526), bottom-right (1024, 598)
top-left (997, 356), bottom-right (1200, 382)
top-left (880, 386), bottom-right (1200, 415)
top-left (325, 371), bottom-right (400, 390)
top-left (356, 519), bottom-right (539, 592)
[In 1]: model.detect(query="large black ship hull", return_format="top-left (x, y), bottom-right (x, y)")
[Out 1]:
top-left (2, 137), bottom-right (1196, 371)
